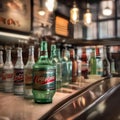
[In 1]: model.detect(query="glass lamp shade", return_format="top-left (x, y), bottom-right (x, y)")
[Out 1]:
top-left (45, 0), bottom-right (57, 12)
top-left (70, 3), bottom-right (79, 24)
top-left (38, 9), bottom-right (46, 16)
top-left (102, 6), bottom-right (112, 16)
top-left (83, 9), bottom-right (92, 26)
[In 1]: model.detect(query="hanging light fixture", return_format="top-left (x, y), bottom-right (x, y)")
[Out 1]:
top-left (70, 1), bottom-right (79, 24)
top-left (83, 3), bottom-right (92, 26)
top-left (45, 0), bottom-right (57, 12)
top-left (38, 0), bottom-right (46, 16)
top-left (102, 1), bottom-right (112, 16)
top-left (103, 7), bottom-right (112, 16)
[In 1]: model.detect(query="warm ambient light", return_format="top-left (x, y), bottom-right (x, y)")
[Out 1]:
top-left (70, 1), bottom-right (79, 24)
top-left (102, 6), bottom-right (112, 16)
top-left (38, 0), bottom-right (57, 16)
top-left (38, 9), bottom-right (46, 16)
top-left (83, 3), bottom-right (92, 26)
top-left (45, 0), bottom-right (57, 12)
top-left (38, 0), bottom-right (46, 16)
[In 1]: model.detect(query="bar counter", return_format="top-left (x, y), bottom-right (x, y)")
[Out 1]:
top-left (0, 76), bottom-right (119, 120)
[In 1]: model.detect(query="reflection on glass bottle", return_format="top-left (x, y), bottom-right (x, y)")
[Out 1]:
top-left (24, 46), bottom-right (35, 99)
top-left (32, 39), bottom-right (56, 103)
top-left (3, 49), bottom-right (14, 93)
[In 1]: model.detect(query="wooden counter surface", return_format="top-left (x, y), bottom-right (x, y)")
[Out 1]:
top-left (0, 76), bottom-right (103, 120)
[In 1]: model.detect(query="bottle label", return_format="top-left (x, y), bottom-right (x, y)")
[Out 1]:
top-left (33, 68), bottom-right (56, 91)
top-left (14, 69), bottom-right (24, 86)
top-left (24, 69), bottom-right (32, 85)
top-left (3, 69), bottom-right (14, 81)
top-left (81, 61), bottom-right (88, 71)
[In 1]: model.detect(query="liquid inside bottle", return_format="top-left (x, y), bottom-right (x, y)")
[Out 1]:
top-left (32, 39), bottom-right (56, 103)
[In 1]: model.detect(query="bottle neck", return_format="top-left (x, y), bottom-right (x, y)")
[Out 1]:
top-left (50, 45), bottom-right (57, 58)
top-left (70, 49), bottom-right (75, 59)
top-left (0, 51), bottom-right (3, 64)
top-left (6, 49), bottom-right (12, 62)
top-left (103, 47), bottom-right (107, 59)
top-left (96, 47), bottom-right (100, 57)
top-left (28, 46), bottom-right (35, 62)
top-left (56, 49), bottom-right (61, 60)
top-left (40, 41), bottom-right (48, 59)
top-left (91, 49), bottom-right (95, 58)
top-left (17, 48), bottom-right (23, 62)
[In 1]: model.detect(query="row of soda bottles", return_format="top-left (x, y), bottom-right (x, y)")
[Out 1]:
top-left (0, 38), bottom-right (115, 103)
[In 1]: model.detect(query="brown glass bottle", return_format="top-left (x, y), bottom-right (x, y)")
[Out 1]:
top-left (81, 47), bottom-right (88, 79)
top-left (70, 49), bottom-right (78, 82)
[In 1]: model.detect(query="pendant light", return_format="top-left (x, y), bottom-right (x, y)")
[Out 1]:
top-left (102, 1), bottom-right (112, 16)
top-left (38, 0), bottom-right (46, 16)
top-left (83, 3), bottom-right (92, 26)
top-left (70, 1), bottom-right (79, 24)
top-left (45, 0), bottom-right (57, 12)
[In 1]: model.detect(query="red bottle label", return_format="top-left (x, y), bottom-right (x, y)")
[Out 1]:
top-left (33, 69), bottom-right (56, 91)
top-left (14, 69), bottom-right (24, 86)
top-left (3, 69), bottom-right (14, 81)
top-left (24, 69), bottom-right (32, 85)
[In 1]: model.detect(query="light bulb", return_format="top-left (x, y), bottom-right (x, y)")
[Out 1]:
top-left (103, 6), bottom-right (112, 16)
top-left (83, 9), bottom-right (92, 26)
top-left (70, 2), bottom-right (79, 24)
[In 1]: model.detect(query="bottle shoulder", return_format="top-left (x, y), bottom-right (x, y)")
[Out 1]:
top-left (25, 61), bottom-right (35, 68)
top-left (33, 59), bottom-right (56, 69)
top-left (4, 62), bottom-right (14, 69)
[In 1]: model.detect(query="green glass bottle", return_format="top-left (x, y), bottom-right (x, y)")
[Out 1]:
top-left (32, 39), bottom-right (56, 103)
top-left (89, 48), bottom-right (97, 74)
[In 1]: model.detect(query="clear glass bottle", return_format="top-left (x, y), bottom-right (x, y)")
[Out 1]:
top-left (0, 51), bottom-right (4, 91)
top-left (56, 48), bottom-right (62, 89)
top-left (62, 48), bottom-right (72, 85)
top-left (14, 47), bottom-right (24, 95)
top-left (32, 39), bottom-right (56, 103)
top-left (70, 48), bottom-right (78, 82)
top-left (3, 49), bottom-right (14, 92)
top-left (24, 46), bottom-right (35, 99)
top-left (50, 45), bottom-right (62, 89)
top-left (89, 48), bottom-right (97, 74)
top-left (102, 46), bottom-right (111, 77)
